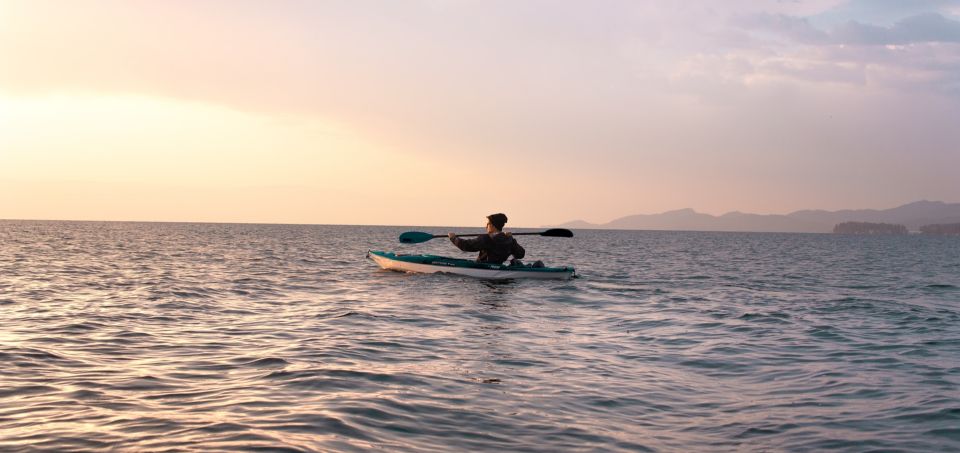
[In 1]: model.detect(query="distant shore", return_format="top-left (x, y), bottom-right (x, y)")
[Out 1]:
top-left (549, 200), bottom-right (960, 234)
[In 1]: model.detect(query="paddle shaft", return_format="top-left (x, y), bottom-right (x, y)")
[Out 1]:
top-left (437, 232), bottom-right (545, 238)
top-left (399, 228), bottom-right (571, 243)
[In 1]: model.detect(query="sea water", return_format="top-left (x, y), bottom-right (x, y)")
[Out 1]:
top-left (1, 220), bottom-right (958, 452)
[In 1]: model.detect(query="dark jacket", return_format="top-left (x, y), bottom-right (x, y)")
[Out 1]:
top-left (450, 233), bottom-right (525, 264)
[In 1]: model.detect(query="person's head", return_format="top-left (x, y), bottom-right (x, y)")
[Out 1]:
top-left (486, 213), bottom-right (507, 234)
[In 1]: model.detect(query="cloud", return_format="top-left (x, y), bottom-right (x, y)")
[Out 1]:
top-left (730, 12), bottom-right (831, 45)
top-left (833, 12), bottom-right (960, 45)
top-left (734, 11), bottom-right (960, 46)
top-left (721, 10), bottom-right (960, 94)
top-left (812, 0), bottom-right (960, 27)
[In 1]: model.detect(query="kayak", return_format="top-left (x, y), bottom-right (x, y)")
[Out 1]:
top-left (367, 251), bottom-right (575, 280)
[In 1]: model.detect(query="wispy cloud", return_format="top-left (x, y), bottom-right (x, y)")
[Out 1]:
top-left (710, 8), bottom-right (960, 94)
top-left (736, 11), bottom-right (960, 46)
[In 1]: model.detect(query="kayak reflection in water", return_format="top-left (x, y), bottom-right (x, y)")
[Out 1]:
top-left (448, 213), bottom-right (526, 265)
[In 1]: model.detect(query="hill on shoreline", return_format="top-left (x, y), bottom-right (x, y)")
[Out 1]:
top-left (547, 201), bottom-right (960, 233)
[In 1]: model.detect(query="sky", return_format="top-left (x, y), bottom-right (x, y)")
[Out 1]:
top-left (2, 0), bottom-right (959, 227)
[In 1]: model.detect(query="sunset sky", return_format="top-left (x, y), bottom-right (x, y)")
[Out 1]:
top-left (2, 0), bottom-right (959, 227)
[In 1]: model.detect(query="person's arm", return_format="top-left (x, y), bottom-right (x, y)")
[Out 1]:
top-left (449, 233), bottom-right (485, 252)
top-left (510, 237), bottom-right (525, 260)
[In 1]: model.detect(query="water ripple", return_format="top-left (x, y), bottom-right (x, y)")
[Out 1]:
top-left (1, 221), bottom-right (958, 452)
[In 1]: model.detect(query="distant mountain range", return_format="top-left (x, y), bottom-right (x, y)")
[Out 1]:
top-left (548, 201), bottom-right (960, 233)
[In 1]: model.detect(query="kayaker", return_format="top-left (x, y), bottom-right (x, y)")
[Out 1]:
top-left (448, 213), bottom-right (525, 264)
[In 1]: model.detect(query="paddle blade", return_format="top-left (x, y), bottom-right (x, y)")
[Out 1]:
top-left (399, 231), bottom-right (436, 244)
top-left (540, 228), bottom-right (574, 238)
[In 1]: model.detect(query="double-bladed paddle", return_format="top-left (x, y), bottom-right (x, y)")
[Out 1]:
top-left (399, 228), bottom-right (573, 244)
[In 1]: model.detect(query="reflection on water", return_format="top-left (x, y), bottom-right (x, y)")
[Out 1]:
top-left (476, 280), bottom-right (513, 308)
top-left (1, 220), bottom-right (959, 452)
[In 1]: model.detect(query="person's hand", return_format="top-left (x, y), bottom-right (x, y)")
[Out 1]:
top-left (504, 231), bottom-right (512, 236)
top-left (448, 233), bottom-right (457, 239)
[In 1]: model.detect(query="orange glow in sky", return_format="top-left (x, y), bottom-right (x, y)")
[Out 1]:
top-left (2, 1), bottom-right (958, 226)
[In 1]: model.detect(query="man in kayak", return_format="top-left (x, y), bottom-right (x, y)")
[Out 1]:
top-left (448, 213), bottom-right (525, 265)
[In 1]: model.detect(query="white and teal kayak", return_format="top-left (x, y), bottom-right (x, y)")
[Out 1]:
top-left (367, 251), bottom-right (575, 280)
